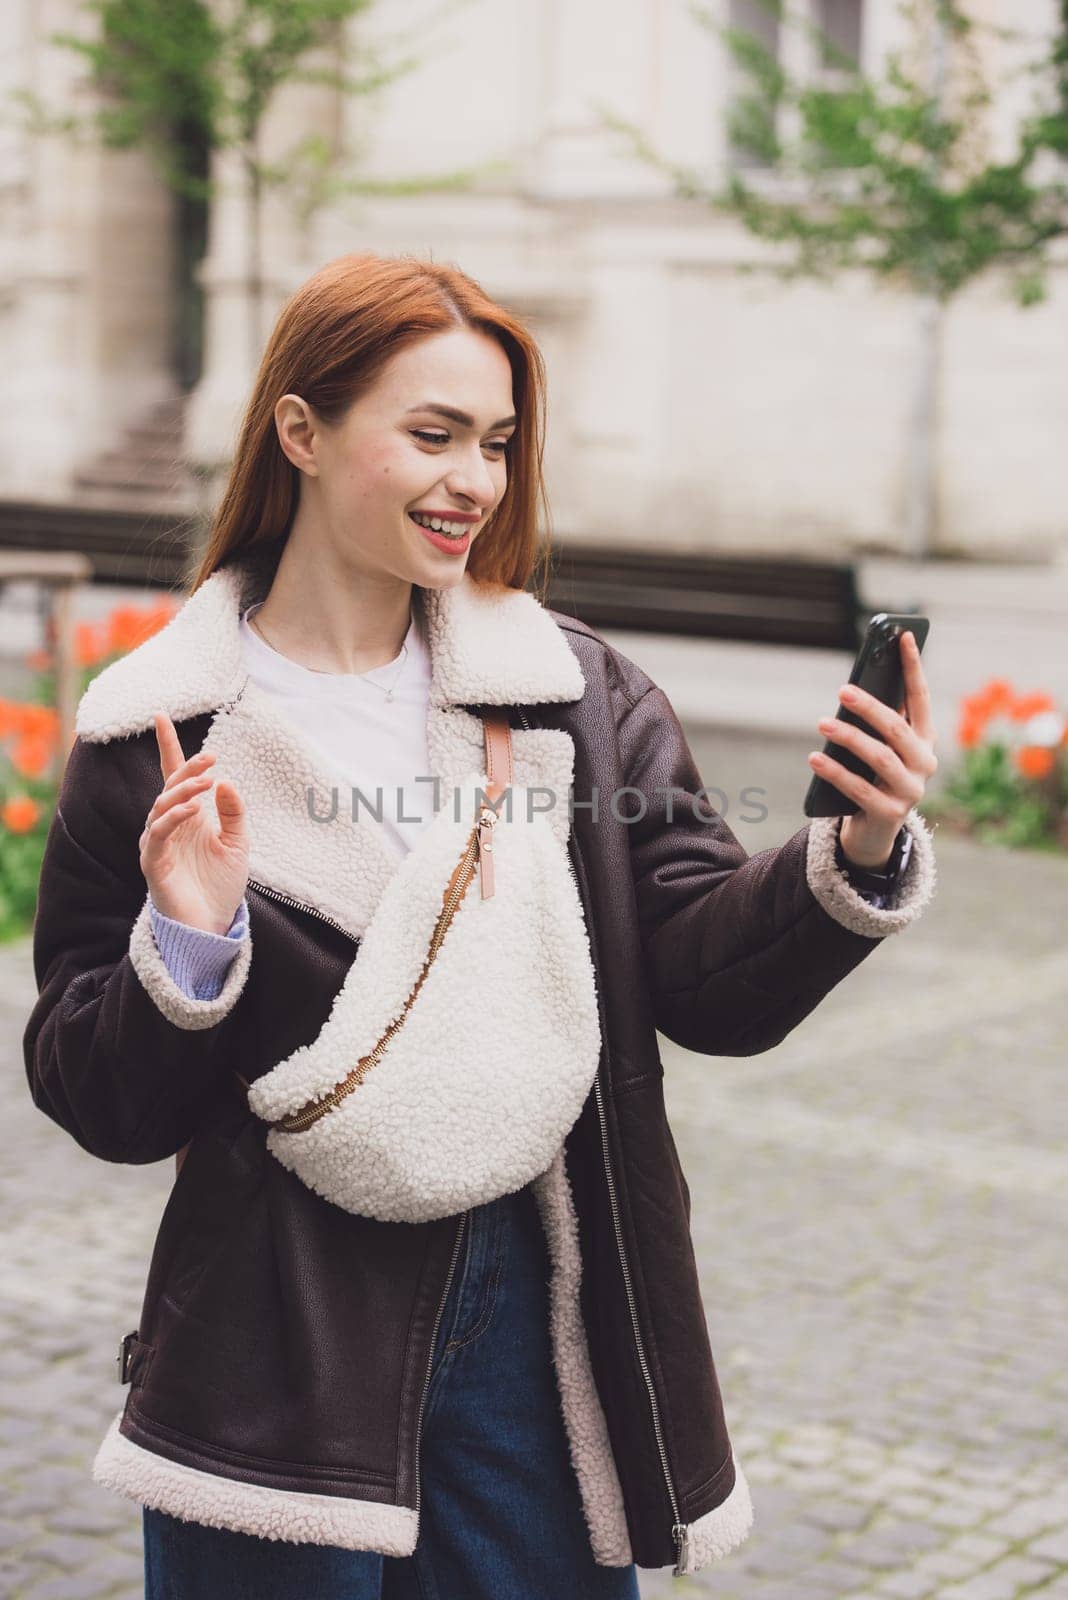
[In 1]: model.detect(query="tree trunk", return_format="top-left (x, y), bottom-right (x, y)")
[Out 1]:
top-left (902, 0), bottom-right (951, 560)
top-left (172, 122), bottom-right (211, 391)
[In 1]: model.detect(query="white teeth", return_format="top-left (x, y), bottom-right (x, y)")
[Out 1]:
top-left (412, 512), bottom-right (467, 537)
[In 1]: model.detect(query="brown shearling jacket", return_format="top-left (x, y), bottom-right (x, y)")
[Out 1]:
top-left (23, 541), bottom-right (937, 1576)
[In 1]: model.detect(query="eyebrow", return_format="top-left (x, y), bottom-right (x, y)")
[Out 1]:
top-left (405, 403), bottom-right (518, 431)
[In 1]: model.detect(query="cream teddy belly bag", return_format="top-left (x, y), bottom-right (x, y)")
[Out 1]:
top-left (244, 712), bottom-right (604, 1224)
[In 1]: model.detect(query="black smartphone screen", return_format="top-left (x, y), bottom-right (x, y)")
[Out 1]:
top-left (803, 613), bottom-right (931, 818)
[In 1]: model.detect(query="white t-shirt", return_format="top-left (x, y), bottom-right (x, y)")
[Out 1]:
top-left (239, 600), bottom-right (435, 863)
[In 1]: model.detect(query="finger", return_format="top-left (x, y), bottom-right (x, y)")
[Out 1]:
top-left (146, 773), bottom-right (214, 826)
top-left (142, 798), bottom-right (202, 854)
top-left (154, 712), bottom-right (187, 782)
top-left (213, 780), bottom-right (246, 843)
top-left (807, 751), bottom-right (908, 823)
top-left (897, 629), bottom-right (937, 745)
top-left (816, 717), bottom-right (926, 801)
top-left (835, 684), bottom-right (936, 774)
top-left (160, 750), bottom-right (216, 793)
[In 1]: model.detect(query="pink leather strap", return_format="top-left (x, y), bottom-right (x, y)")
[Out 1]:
top-left (482, 709), bottom-right (514, 802)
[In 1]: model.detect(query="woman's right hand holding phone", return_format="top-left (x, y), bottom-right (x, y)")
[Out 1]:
top-left (140, 712), bottom-right (249, 934)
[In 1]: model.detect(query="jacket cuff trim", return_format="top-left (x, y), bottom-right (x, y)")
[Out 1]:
top-left (92, 1412), bottom-right (418, 1555)
top-left (129, 892), bottom-right (252, 1030)
top-left (530, 1149), bottom-right (634, 1566)
top-left (805, 807), bottom-right (937, 938)
top-left (680, 1450), bottom-right (755, 1572)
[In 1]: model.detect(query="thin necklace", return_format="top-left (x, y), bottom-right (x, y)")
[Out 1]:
top-left (248, 607), bottom-right (411, 702)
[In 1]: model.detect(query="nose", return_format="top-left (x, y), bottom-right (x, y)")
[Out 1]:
top-left (443, 442), bottom-right (498, 513)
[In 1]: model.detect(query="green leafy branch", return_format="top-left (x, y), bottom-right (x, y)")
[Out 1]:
top-left (597, 0), bottom-right (1068, 306)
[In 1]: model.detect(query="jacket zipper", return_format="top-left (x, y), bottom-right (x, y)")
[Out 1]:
top-left (247, 878), bottom-right (358, 943)
top-left (250, 881), bottom-right (476, 1546)
top-left (548, 735), bottom-right (691, 1577)
top-left (590, 1065), bottom-right (691, 1574)
top-left (413, 1208), bottom-right (468, 1530)
top-left (251, 715), bottom-right (695, 1562)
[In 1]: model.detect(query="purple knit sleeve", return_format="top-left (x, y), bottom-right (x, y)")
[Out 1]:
top-left (148, 897), bottom-right (250, 1001)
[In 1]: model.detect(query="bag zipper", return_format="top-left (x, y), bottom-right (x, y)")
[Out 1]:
top-left (263, 802), bottom-right (498, 1135)
top-left (558, 767), bottom-right (692, 1576)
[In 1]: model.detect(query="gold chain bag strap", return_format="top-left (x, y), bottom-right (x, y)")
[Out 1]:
top-left (263, 710), bottom-right (513, 1136)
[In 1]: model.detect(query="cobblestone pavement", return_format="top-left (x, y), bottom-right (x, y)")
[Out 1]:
top-left (2, 742), bottom-right (1066, 1598)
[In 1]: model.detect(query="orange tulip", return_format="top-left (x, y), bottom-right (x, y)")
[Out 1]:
top-left (17, 704), bottom-right (58, 740)
top-left (104, 601), bottom-right (177, 656)
top-left (975, 679), bottom-right (1017, 718)
top-left (1, 795), bottom-right (41, 833)
top-left (0, 702), bottom-right (58, 742)
top-left (1010, 692), bottom-right (1056, 721)
top-left (1014, 745), bottom-right (1055, 780)
top-left (9, 734), bottom-right (54, 779)
top-left (25, 649), bottom-right (52, 672)
top-left (75, 622), bottom-right (106, 668)
top-left (103, 606), bottom-right (142, 654)
top-left (143, 601), bottom-right (178, 635)
top-left (956, 712), bottom-right (986, 749)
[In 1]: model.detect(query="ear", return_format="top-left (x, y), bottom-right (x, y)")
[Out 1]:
top-left (275, 394), bottom-right (320, 477)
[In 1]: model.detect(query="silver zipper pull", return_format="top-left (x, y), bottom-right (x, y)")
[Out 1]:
top-left (477, 805), bottom-right (498, 899)
top-left (672, 1522), bottom-right (692, 1576)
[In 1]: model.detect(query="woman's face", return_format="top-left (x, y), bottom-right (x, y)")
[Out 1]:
top-left (277, 326), bottom-right (517, 589)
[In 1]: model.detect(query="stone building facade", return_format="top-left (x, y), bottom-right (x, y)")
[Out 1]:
top-left (1, 0), bottom-right (1065, 561)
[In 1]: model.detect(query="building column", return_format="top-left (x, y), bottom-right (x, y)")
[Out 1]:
top-left (1, 0), bottom-right (96, 497)
top-left (523, 0), bottom-right (677, 199)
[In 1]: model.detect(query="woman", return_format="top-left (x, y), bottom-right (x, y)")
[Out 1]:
top-left (24, 253), bottom-right (938, 1598)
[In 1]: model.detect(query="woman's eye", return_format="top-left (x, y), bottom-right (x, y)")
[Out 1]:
top-left (410, 429), bottom-right (509, 456)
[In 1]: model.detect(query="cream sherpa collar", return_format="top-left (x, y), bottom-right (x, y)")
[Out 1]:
top-left (75, 539), bottom-right (585, 744)
top-left (74, 539), bottom-right (587, 941)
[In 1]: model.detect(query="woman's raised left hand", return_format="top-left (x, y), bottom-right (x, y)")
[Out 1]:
top-left (807, 629), bottom-right (939, 869)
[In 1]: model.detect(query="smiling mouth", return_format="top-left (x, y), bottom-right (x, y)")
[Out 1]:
top-left (408, 513), bottom-right (472, 540)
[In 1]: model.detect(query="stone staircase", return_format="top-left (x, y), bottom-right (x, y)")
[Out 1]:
top-left (71, 394), bottom-right (197, 513)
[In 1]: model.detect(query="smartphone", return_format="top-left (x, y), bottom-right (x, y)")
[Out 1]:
top-left (803, 612), bottom-right (931, 818)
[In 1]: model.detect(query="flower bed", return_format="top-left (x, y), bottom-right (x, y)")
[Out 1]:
top-left (922, 678), bottom-right (1068, 852)
top-left (0, 600), bottom-right (177, 942)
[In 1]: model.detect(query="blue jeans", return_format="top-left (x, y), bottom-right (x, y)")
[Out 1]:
top-left (143, 1182), bottom-right (641, 1599)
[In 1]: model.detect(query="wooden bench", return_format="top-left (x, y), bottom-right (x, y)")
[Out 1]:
top-left (0, 503), bottom-right (897, 654)
top-left (540, 544), bottom-right (886, 652)
top-left (0, 500), bottom-right (196, 591)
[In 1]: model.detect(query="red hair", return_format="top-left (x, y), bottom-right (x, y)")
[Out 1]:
top-left (189, 253), bottom-right (553, 599)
